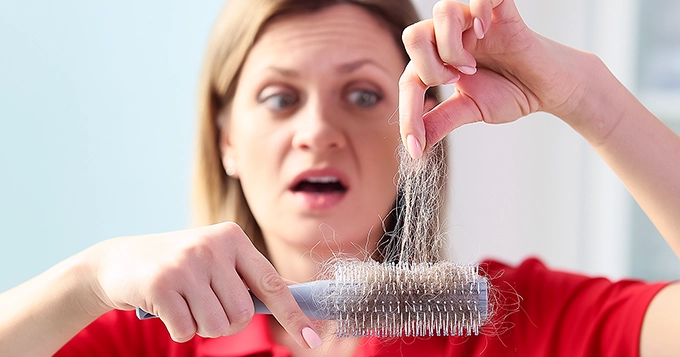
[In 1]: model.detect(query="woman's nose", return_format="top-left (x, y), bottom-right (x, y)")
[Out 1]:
top-left (291, 99), bottom-right (346, 151)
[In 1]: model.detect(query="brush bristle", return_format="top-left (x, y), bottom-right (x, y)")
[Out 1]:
top-left (322, 261), bottom-right (489, 338)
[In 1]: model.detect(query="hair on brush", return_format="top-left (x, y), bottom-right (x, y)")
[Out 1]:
top-left (325, 259), bottom-right (488, 337)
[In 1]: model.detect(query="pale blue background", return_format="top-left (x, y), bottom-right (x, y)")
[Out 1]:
top-left (0, 1), bottom-right (224, 291)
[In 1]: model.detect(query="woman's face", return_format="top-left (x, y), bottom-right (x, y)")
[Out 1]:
top-left (222, 4), bottom-right (405, 255)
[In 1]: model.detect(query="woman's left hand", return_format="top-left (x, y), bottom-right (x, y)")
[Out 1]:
top-left (398, 0), bottom-right (585, 158)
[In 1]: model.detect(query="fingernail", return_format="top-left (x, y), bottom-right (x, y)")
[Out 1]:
top-left (456, 66), bottom-right (477, 75)
top-left (302, 327), bottom-right (322, 349)
top-left (445, 73), bottom-right (460, 85)
top-left (407, 134), bottom-right (423, 159)
top-left (474, 17), bottom-right (485, 39)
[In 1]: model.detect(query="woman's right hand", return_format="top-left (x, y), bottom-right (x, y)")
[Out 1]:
top-left (87, 222), bottom-right (318, 347)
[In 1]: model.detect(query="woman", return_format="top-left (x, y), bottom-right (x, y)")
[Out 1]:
top-left (1, 0), bottom-right (679, 356)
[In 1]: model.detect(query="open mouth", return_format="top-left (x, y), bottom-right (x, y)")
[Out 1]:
top-left (291, 176), bottom-right (347, 194)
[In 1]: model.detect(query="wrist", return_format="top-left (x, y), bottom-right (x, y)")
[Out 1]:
top-left (75, 242), bottom-right (116, 318)
top-left (549, 50), bottom-right (634, 146)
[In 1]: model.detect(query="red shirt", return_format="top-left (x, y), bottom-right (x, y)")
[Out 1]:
top-left (55, 258), bottom-right (668, 356)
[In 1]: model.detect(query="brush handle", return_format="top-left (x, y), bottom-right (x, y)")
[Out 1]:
top-left (135, 280), bottom-right (331, 321)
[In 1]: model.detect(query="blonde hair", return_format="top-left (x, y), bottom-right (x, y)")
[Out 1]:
top-left (192, 0), bottom-right (437, 257)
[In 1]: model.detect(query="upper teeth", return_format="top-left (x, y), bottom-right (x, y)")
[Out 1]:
top-left (306, 176), bottom-right (339, 183)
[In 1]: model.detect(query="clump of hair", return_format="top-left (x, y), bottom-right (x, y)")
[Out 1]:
top-left (380, 140), bottom-right (448, 264)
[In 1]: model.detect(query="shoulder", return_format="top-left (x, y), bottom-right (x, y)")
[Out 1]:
top-left (482, 256), bottom-right (666, 308)
top-left (480, 257), bottom-right (668, 356)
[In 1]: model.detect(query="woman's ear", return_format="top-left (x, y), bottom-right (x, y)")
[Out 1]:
top-left (220, 139), bottom-right (239, 178)
top-left (222, 154), bottom-right (238, 177)
top-left (218, 112), bottom-right (239, 178)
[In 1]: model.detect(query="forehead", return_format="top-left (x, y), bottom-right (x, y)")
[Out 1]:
top-left (245, 4), bottom-right (405, 73)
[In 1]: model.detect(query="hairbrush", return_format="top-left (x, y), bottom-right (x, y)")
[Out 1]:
top-left (136, 260), bottom-right (489, 337)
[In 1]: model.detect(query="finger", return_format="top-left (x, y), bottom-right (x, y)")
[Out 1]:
top-left (153, 291), bottom-right (197, 343)
top-left (422, 87), bottom-right (484, 148)
top-left (398, 61), bottom-right (429, 159)
top-left (210, 271), bottom-right (254, 335)
top-left (402, 19), bottom-right (461, 87)
top-left (235, 243), bottom-right (321, 349)
top-left (184, 285), bottom-right (230, 338)
top-left (432, 0), bottom-right (476, 71)
top-left (282, 277), bottom-right (301, 285)
top-left (469, 0), bottom-right (509, 39)
top-left (421, 67), bottom-right (519, 147)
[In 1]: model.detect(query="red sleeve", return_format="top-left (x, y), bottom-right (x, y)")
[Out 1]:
top-left (54, 310), bottom-right (195, 357)
top-left (482, 258), bottom-right (668, 357)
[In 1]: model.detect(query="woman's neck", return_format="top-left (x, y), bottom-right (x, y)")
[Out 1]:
top-left (263, 233), bottom-right (377, 283)
top-left (264, 237), bottom-right (322, 283)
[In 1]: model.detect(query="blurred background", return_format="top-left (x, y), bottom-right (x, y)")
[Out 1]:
top-left (1, 0), bottom-right (679, 293)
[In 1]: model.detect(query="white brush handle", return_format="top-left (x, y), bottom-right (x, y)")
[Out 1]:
top-left (135, 280), bottom-right (332, 321)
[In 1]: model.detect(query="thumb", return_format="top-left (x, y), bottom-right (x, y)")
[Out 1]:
top-left (399, 62), bottom-right (429, 159)
top-left (422, 88), bottom-right (483, 147)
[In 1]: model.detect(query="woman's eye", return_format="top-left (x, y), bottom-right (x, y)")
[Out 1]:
top-left (348, 89), bottom-right (381, 108)
top-left (259, 91), bottom-right (298, 111)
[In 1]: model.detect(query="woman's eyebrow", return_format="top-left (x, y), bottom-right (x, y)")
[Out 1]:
top-left (337, 59), bottom-right (390, 75)
top-left (264, 66), bottom-right (300, 77)
top-left (262, 59), bottom-right (390, 77)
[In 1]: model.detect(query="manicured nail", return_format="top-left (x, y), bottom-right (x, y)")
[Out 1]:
top-left (456, 66), bottom-right (477, 75)
top-left (445, 73), bottom-right (460, 85)
top-left (474, 17), bottom-right (485, 39)
top-left (302, 327), bottom-right (322, 349)
top-left (407, 134), bottom-right (423, 159)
